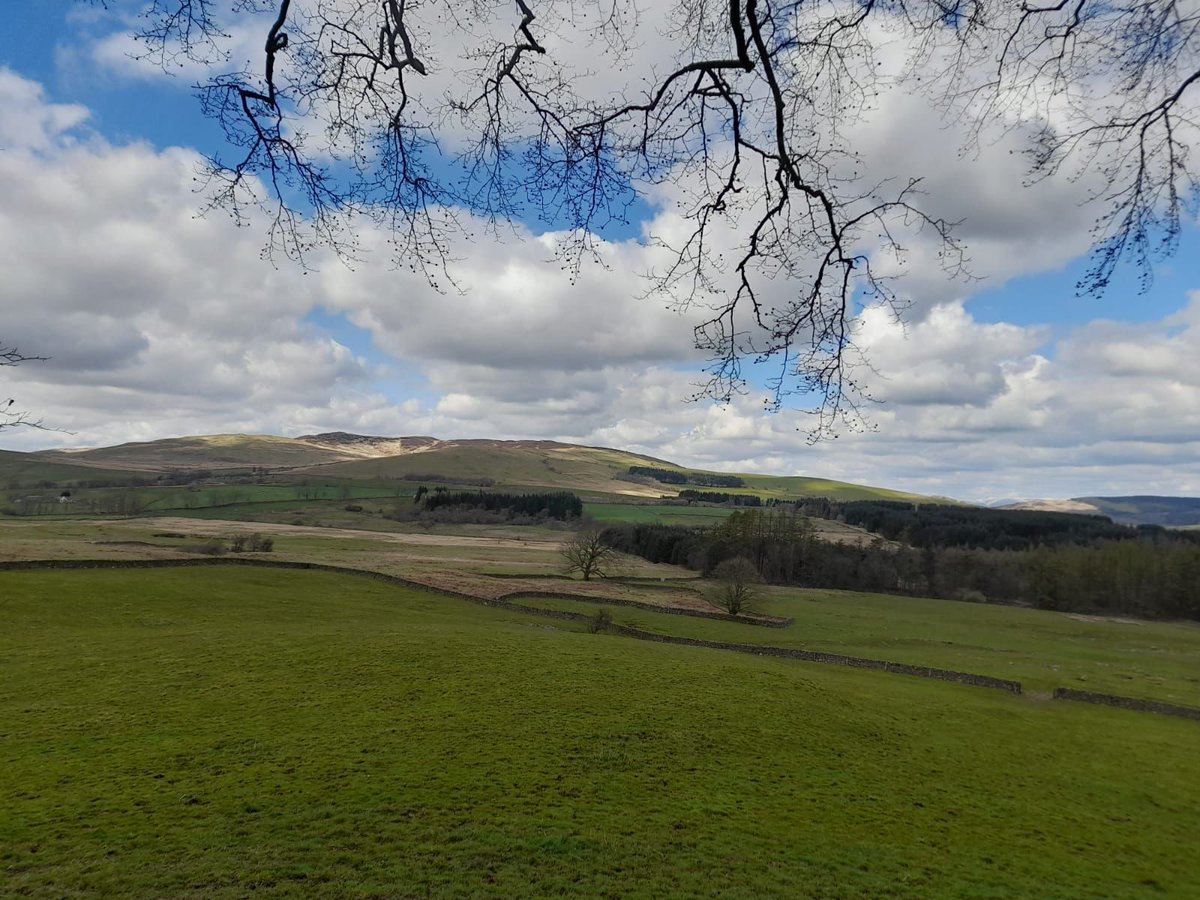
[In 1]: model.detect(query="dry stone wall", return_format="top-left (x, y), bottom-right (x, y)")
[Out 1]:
top-left (1052, 688), bottom-right (1200, 721)
top-left (500, 589), bottom-right (793, 627)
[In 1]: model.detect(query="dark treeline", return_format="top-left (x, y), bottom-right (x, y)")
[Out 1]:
top-left (796, 498), bottom-right (1158, 551)
top-left (419, 489), bottom-right (582, 521)
top-left (602, 509), bottom-right (1200, 621)
top-left (677, 489), bottom-right (762, 506)
top-left (628, 466), bottom-right (745, 488)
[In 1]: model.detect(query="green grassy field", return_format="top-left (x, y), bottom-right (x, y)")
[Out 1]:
top-left (2, 567), bottom-right (1198, 898)
top-left (19, 481), bottom-right (405, 513)
top-left (583, 501), bottom-right (738, 526)
top-left (516, 588), bottom-right (1200, 704)
top-left (731, 473), bottom-right (936, 502)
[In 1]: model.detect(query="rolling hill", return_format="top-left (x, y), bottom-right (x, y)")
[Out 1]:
top-left (1077, 495), bottom-right (1200, 527)
top-left (1005, 495), bottom-right (1200, 527)
top-left (36, 433), bottom-right (361, 471)
top-left (0, 449), bottom-right (156, 489)
top-left (18, 432), bottom-right (936, 502)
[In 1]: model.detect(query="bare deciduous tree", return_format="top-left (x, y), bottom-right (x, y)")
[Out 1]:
top-left (101, 1), bottom-right (1200, 433)
top-left (561, 527), bottom-right (617, 581)
top-left (710, 555), bottom-right (762, 616)
top-left (1, 345), bottom-right (46, 432)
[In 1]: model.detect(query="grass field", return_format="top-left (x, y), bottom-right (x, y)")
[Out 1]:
top-left (3, 566), bottom-right (1198, 898)
top-left (583, 501), bottom-right (738, 526)
top-left (6, 481), bottom-right (408, 516)
top-left (3, 515), bottom-right (1197, 703)
top-left (515, 588), bottom-right (1200, 704)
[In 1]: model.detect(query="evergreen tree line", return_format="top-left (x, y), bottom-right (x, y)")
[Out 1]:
top-left (627, 466), bottom-right (745, 488)
top-left (418, 489), bottom-right (582, 521)
top-left (794, 498), bottom-right (1186, 551)
top-left (601, 509), bottom-right (1200, 621)
top-left (677, 490), bottom-right (762, 506)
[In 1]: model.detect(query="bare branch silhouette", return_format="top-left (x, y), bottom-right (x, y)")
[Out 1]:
top-left (100, 0), bottom-right (1200, 434)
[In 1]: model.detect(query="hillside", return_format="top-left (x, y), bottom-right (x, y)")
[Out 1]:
top-left (1006, 495), bottom-right (1200, 527)
top-left (0, 449), bottom-right (156, 489)
top-left (22, 431), bottom-right (936, 502)
top-left (1077, 495), bottom-right (1200, 527)
top-left (36, 434), bottom-right (358, 471)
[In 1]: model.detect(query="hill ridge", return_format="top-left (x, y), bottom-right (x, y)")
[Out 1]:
top-left (14, 431), bottom-right (934, 503)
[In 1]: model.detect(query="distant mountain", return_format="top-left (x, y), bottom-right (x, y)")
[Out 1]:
top-left (1003, 495), bottom-right (1200, 527)
top-left (1077, 496), bottom-right (1200, 527)
top-left (18, 432), bottom-right (936, 502)
top-left (1000, 499), bottom-right (1105, 515)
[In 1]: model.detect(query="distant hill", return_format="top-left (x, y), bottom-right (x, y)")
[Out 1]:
top-left (0, 449), bottom-right (155, 489)
top-left (1004, 495), bottom-right (1200, 527)
top-left (1000, 499), bottom-right (1105, 515)
top-left (38, 434), bottom-right (362, 471)
top-left (16, 432), bottom-right (936, 502)
top-left (1077, 496), bottom-right (1200, 527)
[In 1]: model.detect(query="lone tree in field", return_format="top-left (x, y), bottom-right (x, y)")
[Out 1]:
top-left (561, 528), bottom-right (617, 582)
top-left (109, 1), bottom-right (1200, 432)
top-left (711, 556), bottom-right (763, 616)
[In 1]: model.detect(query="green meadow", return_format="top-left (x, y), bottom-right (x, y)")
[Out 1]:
top-left (2, 567), bottom-right (1198, 898)
top-left (582, 501), bottom-right (739, 526)
top-left (516, 588), bottom-right (1200, 703)
top-left (11, 481), bottom-right (407, 515)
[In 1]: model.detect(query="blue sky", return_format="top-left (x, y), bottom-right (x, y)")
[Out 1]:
top-left (2, 2), bottom-right (1200, 502)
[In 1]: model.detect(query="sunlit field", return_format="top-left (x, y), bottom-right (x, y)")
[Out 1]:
top-left (3, 567), bottom-right (1197, 898)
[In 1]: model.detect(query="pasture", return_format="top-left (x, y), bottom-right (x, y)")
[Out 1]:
top-left (2, 566), bottom-right (1198, 898)
top-left (516, 589), bottom-right (1200, 704)
top-left (3, 515), bottom-right (1199, 701)
top-left (583, 501), bottom-right (738, 526)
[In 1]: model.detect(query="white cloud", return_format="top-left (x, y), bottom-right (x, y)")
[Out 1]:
top-left (4, 65), bottom-right (1200, 503)
top-left (0, 70), bottom-right (89, 151)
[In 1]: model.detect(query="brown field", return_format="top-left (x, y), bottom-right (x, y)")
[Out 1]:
top-left (0, 516), bottom-right (726, 614)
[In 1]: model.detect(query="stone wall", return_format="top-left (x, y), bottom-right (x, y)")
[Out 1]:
top-left (601, 623), bottom-right (1024, 693)
top-left (1052, 688), bottom-right (1200, 721)
top-left (499, 589), bottom-right (793, 627)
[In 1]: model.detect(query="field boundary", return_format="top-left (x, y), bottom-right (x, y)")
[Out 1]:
top-left (1052, 688), bottom-right (1200, 721)
top-left (0, 556), bottom-right (1075, 701)
top-left (500, 589), bottom-right (794, 627)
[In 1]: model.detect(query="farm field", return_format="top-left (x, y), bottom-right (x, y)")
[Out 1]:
top-left (0, 516), bottom-right (691, 602)
top-left (516, 589), bottom-right (1200, 704)
top-left (3, 566), bottom-right (1198, 898)
top-left (3, 515), bottom-right (1199, 702)
top-left (583, 501), bottom-right (739, 526)
top-left (5, 479), bottom-right (409, 517)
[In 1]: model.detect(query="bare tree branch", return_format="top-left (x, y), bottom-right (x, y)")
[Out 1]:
top-left (104, 0), bottom-right (1200, 435)
top-left (1, 345), bottom-right (49, 432)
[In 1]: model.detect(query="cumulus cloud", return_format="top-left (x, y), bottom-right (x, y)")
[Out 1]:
top-left (3, 62), bottom-right (1200, 503)
top-left (0, 70), bottom-right (89, 151)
